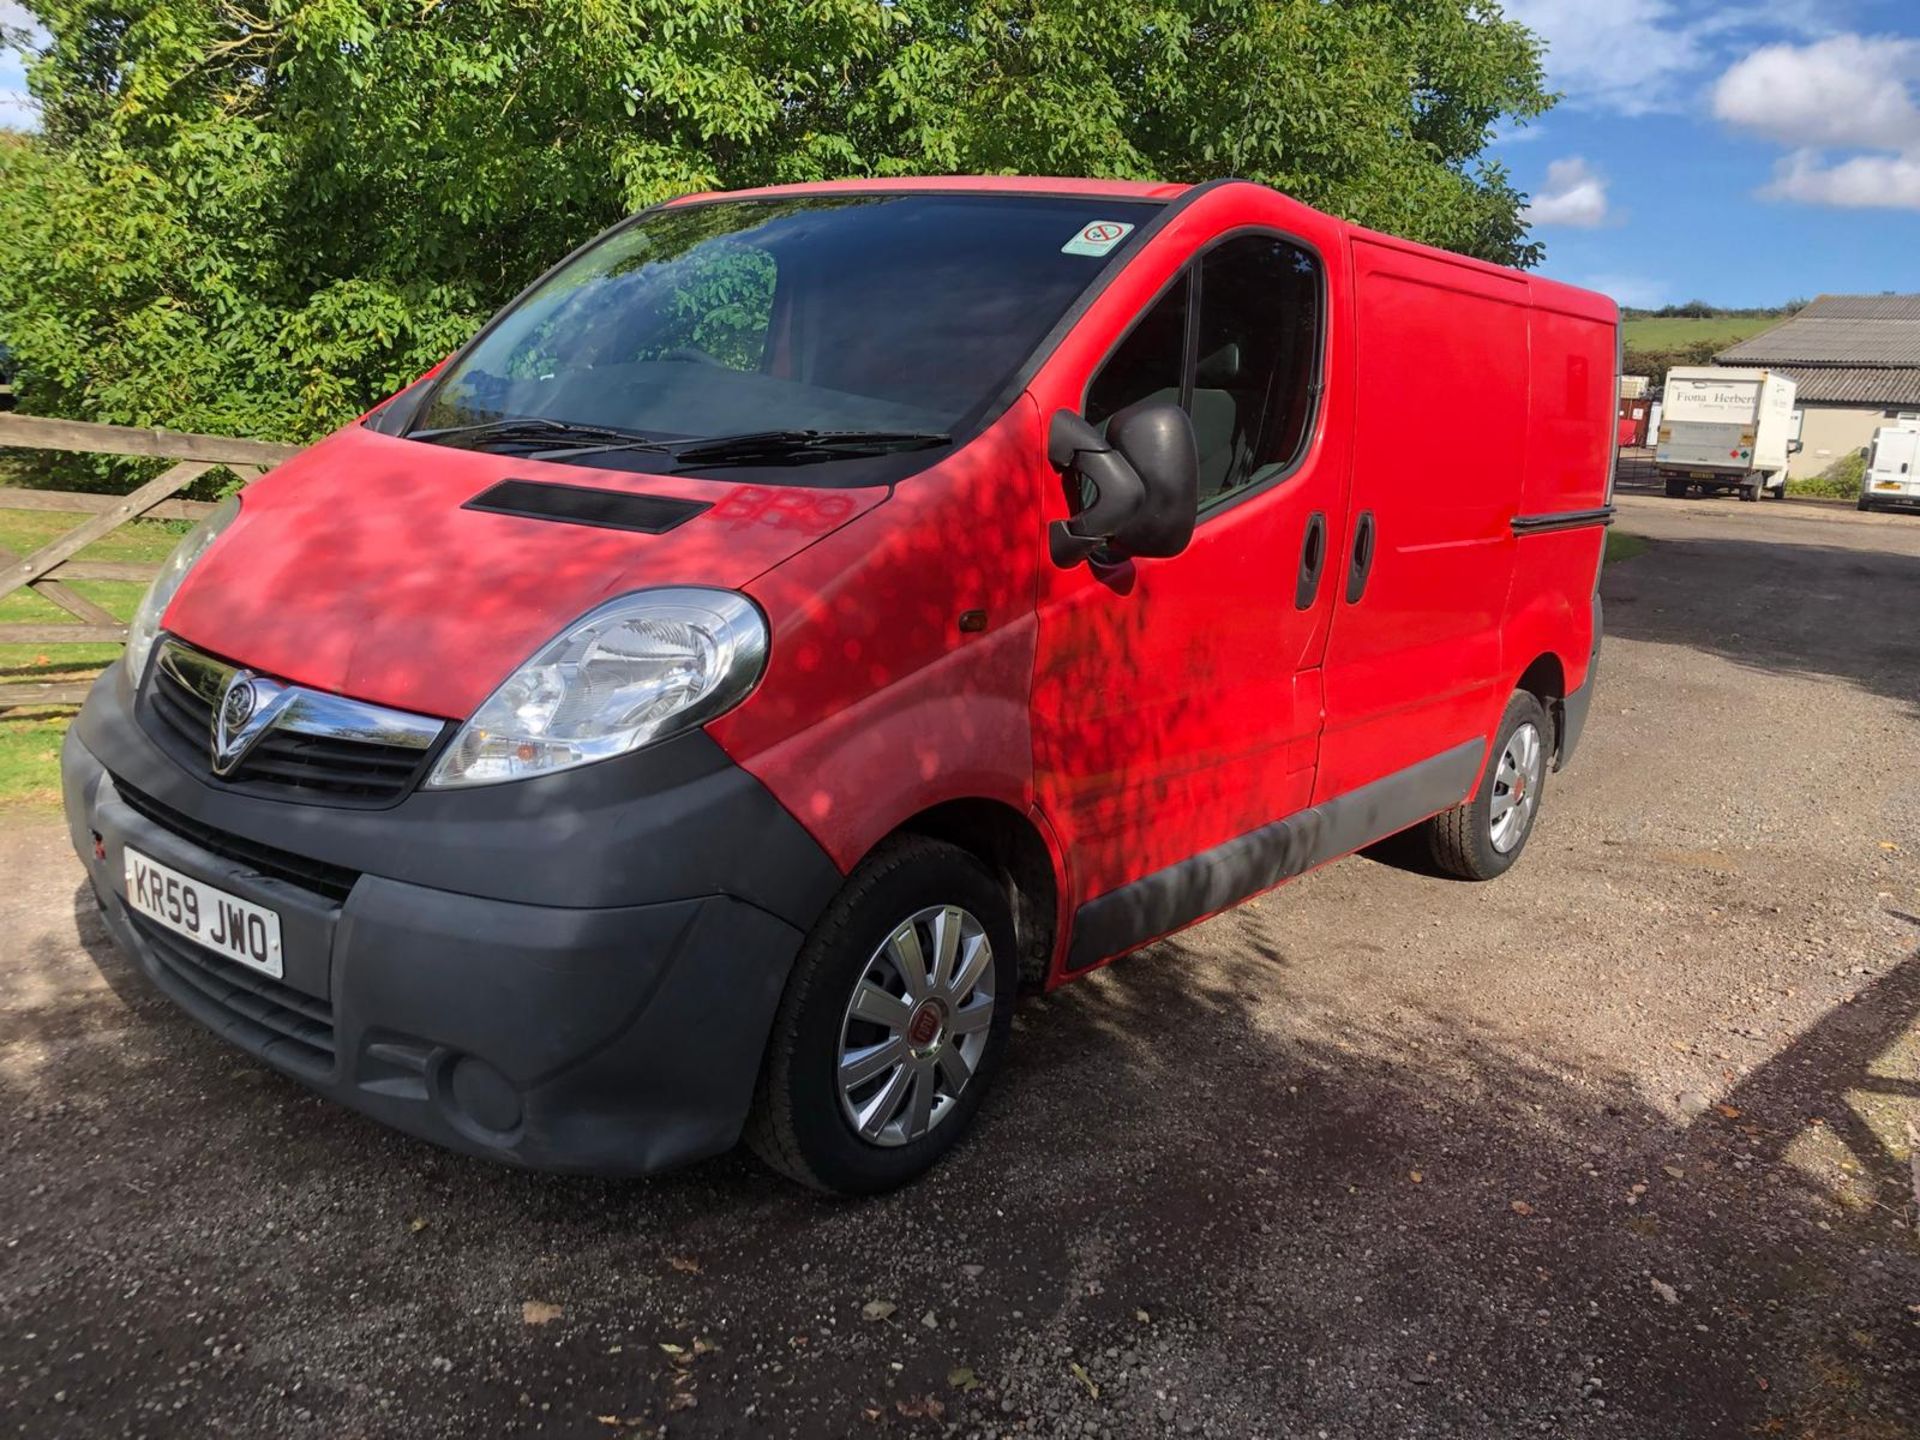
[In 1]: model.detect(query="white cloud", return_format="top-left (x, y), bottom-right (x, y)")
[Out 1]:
top-left (1713, 35), bottom-right (1920, 151)
top-left (1712, 33), bottom-right (1920, 212)
top-left (1501, 0), bottom-right (1829, 116)
top-left (1761, 149), bottom-right (1920, 210)
top-left (1502, 0), bottom-right (1706, 116)
top-left (1523, 157), bottom-right (1612, 228)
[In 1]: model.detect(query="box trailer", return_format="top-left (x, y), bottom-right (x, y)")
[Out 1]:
top-left (1655, 367), bottom-right (1799, 501)
top-left (1859, 421), bottom-right (1920, 513)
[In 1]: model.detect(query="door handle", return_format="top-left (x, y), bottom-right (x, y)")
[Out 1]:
top-left (1294, 511), bottom-right (1328, 610)
top-left (1345, 510), bottom-right (1377, 604)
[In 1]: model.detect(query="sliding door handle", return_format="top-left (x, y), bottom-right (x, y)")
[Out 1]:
top-left (1346, 510), bottom-right (1377, 604)
top-left (1294, 511), bottom-right (1328, 610)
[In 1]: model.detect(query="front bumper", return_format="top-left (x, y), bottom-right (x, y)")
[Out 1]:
top-left (62, 667), bottom-right (842, 1175)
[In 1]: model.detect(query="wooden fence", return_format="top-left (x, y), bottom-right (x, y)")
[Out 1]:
top-left (0, 414), bottom-right (300, 711)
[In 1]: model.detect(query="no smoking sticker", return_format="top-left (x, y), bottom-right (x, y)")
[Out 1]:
top-left (1061, 220), bottom-right (1136, 257)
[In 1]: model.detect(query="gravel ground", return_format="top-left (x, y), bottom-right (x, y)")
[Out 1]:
top-left (3, 493), bottom-right (1918, 1439)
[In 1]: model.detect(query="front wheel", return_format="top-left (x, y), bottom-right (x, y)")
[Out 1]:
top-left (1420, 690), bottom-right (1550, 881)
top-left (746, 836), bottom-right (1017, 1194)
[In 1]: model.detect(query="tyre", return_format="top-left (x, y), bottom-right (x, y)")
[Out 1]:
top-left (1664, 479), bottom-right (1686, 498)
top-left (1421, 690), bottom-right (1550, 882)
top-left (1858, 496), bottom-right (1873, 512)
top-left (746, 836), bottom-right (1016, 1194)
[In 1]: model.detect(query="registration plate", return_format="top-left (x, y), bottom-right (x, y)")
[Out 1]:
top-left (1876, 481), bottom-right (1902, 491)
top-left (124, 847), bottom-right (284, 978)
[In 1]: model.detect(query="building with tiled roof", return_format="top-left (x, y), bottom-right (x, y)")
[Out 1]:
top-left (1716, 295), bottom-right (1920, 478)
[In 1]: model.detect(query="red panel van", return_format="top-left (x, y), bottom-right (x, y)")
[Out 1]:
top-left (62, 177), bottom-right (1616, 1193)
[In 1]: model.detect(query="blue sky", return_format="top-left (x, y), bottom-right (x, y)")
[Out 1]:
top-left (4, 1), bottom-right (1917, 310)
top-left (1500, 0), bottom-right (1920, 308)
top-left (0, 2), bottom-right (34, 131)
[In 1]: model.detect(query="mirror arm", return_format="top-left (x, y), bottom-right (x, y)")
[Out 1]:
top-left (1048, 411), bottom-right (1145, 567)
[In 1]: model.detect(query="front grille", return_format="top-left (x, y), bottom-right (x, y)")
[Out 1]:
top-left (143, 642), bottom-right (446, 806)
top-left (115, 778), bottom-right (361, 905)
top-left (130, 913), bottom-right (336, 1078)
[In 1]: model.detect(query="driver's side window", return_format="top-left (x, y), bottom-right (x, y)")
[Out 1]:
top-left (1087, 273), bottom-right (1190, 428)
top-left (1083, 234), bottom-right (1323, 514)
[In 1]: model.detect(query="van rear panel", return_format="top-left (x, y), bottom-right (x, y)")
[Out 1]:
top-left (1658, 421), bottom-right (1753, 473)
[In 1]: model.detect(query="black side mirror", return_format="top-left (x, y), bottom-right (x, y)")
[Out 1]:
top-left (1048, 402), bottom-right (1199, 567)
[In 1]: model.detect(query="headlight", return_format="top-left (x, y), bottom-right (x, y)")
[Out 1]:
top-left (426, 588), bottom-right (768, 789)
top-left (124, 495), bottom-right (240, 686)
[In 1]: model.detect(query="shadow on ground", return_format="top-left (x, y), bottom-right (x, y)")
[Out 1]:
top-left (1605, 530), bottom-right (1920, 719)
top-left (2, 880), bottom-right (1914, 1439)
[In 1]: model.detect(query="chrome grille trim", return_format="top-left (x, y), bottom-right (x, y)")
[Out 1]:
top-left (142, 637), bottom-right (448, 805)
top-left (155, 640), bottom-right (443, 753)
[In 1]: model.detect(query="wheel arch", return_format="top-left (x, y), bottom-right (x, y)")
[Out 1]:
top-left (1514, 650), bottom-right (1571, 764)
top-left (886, 798), bottom-right (1062, 990)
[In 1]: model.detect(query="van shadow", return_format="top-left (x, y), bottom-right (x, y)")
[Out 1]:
top-left (13, 881), bottom-right (1916, 1439)
top-left (1603, 530), bottom-right (1920, 719)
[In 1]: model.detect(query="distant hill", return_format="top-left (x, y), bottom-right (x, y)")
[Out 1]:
top-left (1622, 314), bottom-right (1784, 352)
top-left (1619, 304), bottom-right (1801, 387)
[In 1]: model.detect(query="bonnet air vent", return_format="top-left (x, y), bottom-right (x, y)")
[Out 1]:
top-left (463, 480), bottom-right (710, 535)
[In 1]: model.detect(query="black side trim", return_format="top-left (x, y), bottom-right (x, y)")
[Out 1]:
top-left (464, 479), bottom-right (710, 535)
top-left (1065, 740), bottom-right (1485, 971)
top-left (1511, 506), bottom-right (1616, 536)
top-left (1556, 592), bottom-right (1603, 772)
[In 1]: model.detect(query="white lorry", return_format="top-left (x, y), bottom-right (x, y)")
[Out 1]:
top-left (1858, 420), bottom-right (1920, 514)
top-left (1655, 367), bottom-right (1800, 502)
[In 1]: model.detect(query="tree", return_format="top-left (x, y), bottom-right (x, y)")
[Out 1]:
top-left (0, 0), bottom-right (1552, 443)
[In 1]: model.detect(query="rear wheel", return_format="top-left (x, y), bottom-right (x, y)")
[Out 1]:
top-left (1858, 495), bottom-right (1874, 512)
top-left (1421, 690), bottom-right (1550, 881)
top-left (1664, 479), bottom-right (1687, 499)
top-left (746, 836), bottom-right (1016, 1194)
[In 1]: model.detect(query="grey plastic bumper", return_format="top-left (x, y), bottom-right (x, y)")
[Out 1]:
top-left (61, 669), bottom-right (838, 1175)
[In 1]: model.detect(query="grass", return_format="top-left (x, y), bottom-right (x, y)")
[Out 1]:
top-left (1605, 530), bottom-right (1650, 565)
top-left (0, 711), bottom-right (73, 815)
top-left (1790, 452), bottom-right (1866, 501)
top-left (0, 458), bottom-right (191, 814)
top-left (1621, 315), bottom-right (1780, 351)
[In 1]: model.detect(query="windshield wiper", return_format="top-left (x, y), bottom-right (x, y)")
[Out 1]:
top-left (408, 417), bottom-right (670, 454)
top-left (668, 430), bottom-right (952, 468)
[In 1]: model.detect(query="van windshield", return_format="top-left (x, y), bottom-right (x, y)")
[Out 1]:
top-left (409, 193), bottom-right (1157, 471)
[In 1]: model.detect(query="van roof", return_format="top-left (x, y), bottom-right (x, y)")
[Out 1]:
top-left (671, 176), bottom-right (1194, 205)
